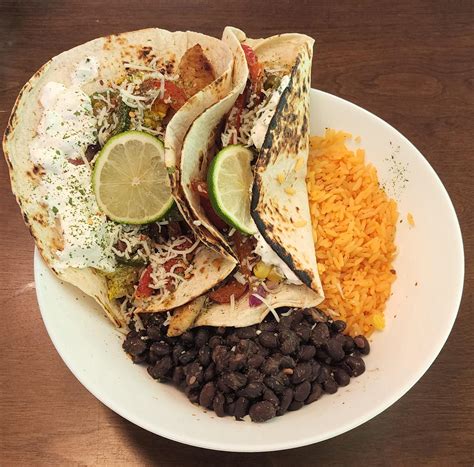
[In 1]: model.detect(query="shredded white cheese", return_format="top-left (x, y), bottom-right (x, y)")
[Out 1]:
top-left (251, 293), bottom-right (280, 322)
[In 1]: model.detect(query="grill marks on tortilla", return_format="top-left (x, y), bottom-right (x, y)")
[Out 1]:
top-left (251, 44), bottom-right (323, 296)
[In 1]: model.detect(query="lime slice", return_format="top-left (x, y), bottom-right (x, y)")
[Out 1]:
top-left (208, 145), bottom-right (256, 235)
top-left (92, 131), bottom-right (174, 224)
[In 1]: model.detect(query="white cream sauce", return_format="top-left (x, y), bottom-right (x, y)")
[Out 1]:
top-left (254, 232), bottom-right (302, 285)
top-left (30, 57), bottom-right (120, 272)
top-left (250, 75), bottom-right (290, 150)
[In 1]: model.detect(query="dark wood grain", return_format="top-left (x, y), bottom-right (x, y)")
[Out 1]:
top-left (1, 0), bottom-right (473, 465)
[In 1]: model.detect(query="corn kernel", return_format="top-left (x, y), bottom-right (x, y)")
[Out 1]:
top-left (267, 267), bottom-right (283, 282)
top-left (294, 219), bottom-right (307, 228)
top-left (294, 157), bottom-right (304, 171)
top-left (253, 261), bottom-right (272, 279)
top-left (372, 313), bottom-right (385, 330)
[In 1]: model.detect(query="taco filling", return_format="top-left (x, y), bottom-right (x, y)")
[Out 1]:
top-left (187, 44), bottom-right (304, 309)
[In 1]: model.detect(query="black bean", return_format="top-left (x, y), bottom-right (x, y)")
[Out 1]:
top-left (228, 353), bottom-right (247, 371)
top-left (342, 335), bottom-right (355, 354)
top-left (226, 332), bottom-right (241, 346)
top-left (294, 381), bottom-right (311, 402)
top-left (247, 369), bottom-right (264, 383)
top-left (179, 349), bottom-right (197, 365)
top-left (236, 339), bottom-right (259, 356)
top-left (277, 388), bottom-right (294, 416)
top-left (226, 402), bottom-right (236, 417)
top-left (248, 354), bottom-right (265, 369)
top-left (298, 345), bottom-right (316, 361)
top-left (279, 355), bottom-right (296, 369)
top-left (144, 313), bottom-right (166, 328)
top-left (309, 360), bottom-right (321, 382)
top-left (331, 320), bottom-right (346, 334)
top-left (279, 329), bottom-right (299, 355)
top-left (288, 400), bottom-right (304, 411)
top-left (148, 355), bottom-right (173, 379)
top-left (209, 335), bottom-right (224, 349)
top-left (238, 382), bottom-right (265, 399)
top-left (181, 331), bottom-right (194, 346)
top-left (264, 374), bottom-right (286, 395)
top-left (172, 344), bottom-right (185, 365)
top-left (324, 339), bottom-right (345, 362)
top-left (294, 322), bottom-right (311, 342)
top-left (323, 376), bottom-right (338, 394)
top-left (236, 326), bottom-right (257, 339)
top-left (306, 383), bottom-right (323, 404)
top-left (185, 362), bottom-right (203, 388)
top-left (234, 397), bottom-right (250, 420)
top-left (259, 331), bottom-right (279, 349)
top-left (261, 356), bottom-right (281, 375)
top-left (146, 325), bottom-right (163, 341)
top-left (131, 353), bottom-right (147, 364)
top-left (198, 345), bottom-right (211, 367)
top-left (263, 388), bottom-right (279, 407)
top-left (203, 363), bottom-right (215, 382)
top-left (344, 356), bottom-right (366, 377)
top-left (213, 392), bottom-right (226, 417)
top-left (212, 345), bottom-right (229, 372)
top-left (150, 341), bottom-right (170, 359)
top-left (278, 315), bottom-right (293, 330)
top-left (222, 372), bottom-right (247, 391)
top-left (291, 362), bottom-right (312, 384)
top-left (249, 401), bottom-right (277, 422)
top-left (194, 328), bottom-right (210, 348)
top-left (225, 393), bottom-right (236, 405)
top-left (216, 326), bottom-right (226, 336)
top-left (316, 365), bottom-right (331, 383)
top-left (354, 335), bottom-right (371, 355)
top-left (315, 348), bottom-right (332, 365)
top-left (333, 368), bottom-right (351, 387)
top-left (123, 334), bottom-right (147, 357)
top-left (185, 386), bottom-right (199, 403)
top-left (199, 381), bottom-right (216, 408)
top-left (290, 309), bottom-right (304, 327)
top-left (217, 377), bottom-right (231, 394)
top-left (172, 366), bottom-right (185, 385)
top-left (259, 321), bottom-right (278, 332)
top-left (310, 322), bottom-right (330, 346)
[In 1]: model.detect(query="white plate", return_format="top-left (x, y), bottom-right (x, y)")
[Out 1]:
top-left (35, 89), bottom-right (464, 452)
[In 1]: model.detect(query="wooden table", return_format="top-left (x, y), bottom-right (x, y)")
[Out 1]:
top-left (1, 1), bottom-right (472, 464)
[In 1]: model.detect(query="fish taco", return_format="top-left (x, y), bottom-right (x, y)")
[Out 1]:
top-left (3, 28), bottom-right (240, 327)
top-left (166, 27), bottom-right (324, 334)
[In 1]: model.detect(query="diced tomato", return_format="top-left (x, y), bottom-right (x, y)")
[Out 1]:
top-left (174, 236), bottom-right (194, 254)
top-left (191, 180), bottom-right (228, 232)
top-left (242, 44), bottom-right (264, 95)
top-left (209, 279), bottom-right (248, 304)
top-left (135, 265), bottom-right (153, 298)
top-left (141, 79), bottom-right (187, 112)
top-left (163, 81), bottom-right (187, 111)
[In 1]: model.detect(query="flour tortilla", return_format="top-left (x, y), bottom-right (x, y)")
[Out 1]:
top-left (3, 28), bottom-right (236, 327)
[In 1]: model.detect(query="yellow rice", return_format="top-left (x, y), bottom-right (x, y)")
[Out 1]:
top-left (307, 129), bottom-right (398, 337)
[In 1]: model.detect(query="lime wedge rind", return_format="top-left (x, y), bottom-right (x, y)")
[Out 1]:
top-left (207, 144), bottom-right (256, 235)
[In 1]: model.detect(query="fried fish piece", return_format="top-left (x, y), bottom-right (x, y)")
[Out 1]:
top-left (178, 44), bottom-right (216, 98)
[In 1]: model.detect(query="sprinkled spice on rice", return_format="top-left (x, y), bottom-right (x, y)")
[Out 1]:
top-left (307, 129), bottom-right (398, 337)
